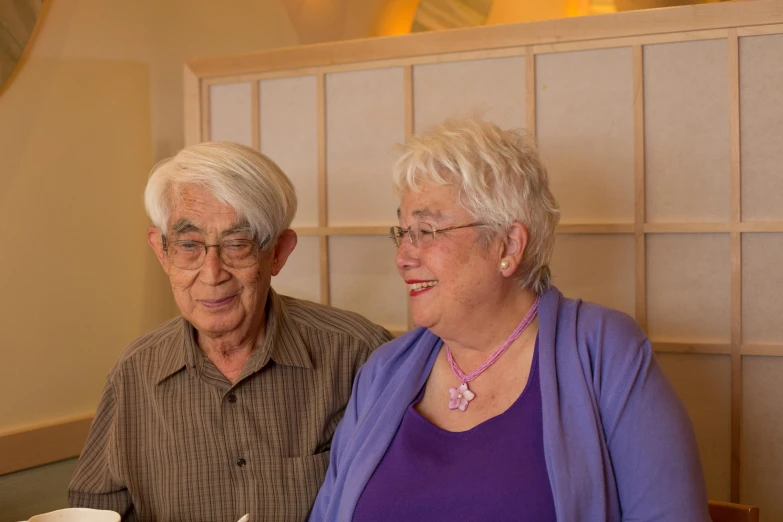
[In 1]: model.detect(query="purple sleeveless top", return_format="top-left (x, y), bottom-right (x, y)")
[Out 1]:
top-left (352, 338), bottom-right (556, 522)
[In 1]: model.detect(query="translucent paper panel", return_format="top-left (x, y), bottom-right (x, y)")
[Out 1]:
top-left (656, 353), bottom-right (731, 501)
top-left (647, 234), bottom-right (730, 342)
top-left (209, 82), bottom-right (252, 146)
top-left (413, 56), bottom-right (526, 132)
top-left (739, 34), bottom-right (783, 222)
top-left (271, 235), bottom-right (320, 303)
top-left (329, 236), bottom-right (407, 331)
top-left (644, 40), bottom-right (730, 222)
top-left (537, 48), bottom-right (634, 224)
top-left (742, 356), bottom-right (783, 522)
top-left (550, 234), bottom-right (635, 318)
top-left (742, 233), bottom-right (783, 344)
top-left (260, 76), bottom-right (318, 227)
top-left (326, 68), bottom-right (404, 226)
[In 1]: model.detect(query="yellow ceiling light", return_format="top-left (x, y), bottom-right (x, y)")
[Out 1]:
top-left (373, 0), bottom-right (421, 36)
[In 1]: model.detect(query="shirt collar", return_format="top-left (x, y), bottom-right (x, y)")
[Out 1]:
top-left (241, 289), bottom-right (314, 375)
top-left (153, 318), bottom-right (191, 384)
top-left (156, 288), bottom-right (313, 385)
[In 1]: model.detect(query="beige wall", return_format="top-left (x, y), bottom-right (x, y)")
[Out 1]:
top-left (0, 0), bottom-right (298, 436)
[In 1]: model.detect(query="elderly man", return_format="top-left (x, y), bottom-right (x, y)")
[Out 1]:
top-left (68, 142), bottom-right (392, 521)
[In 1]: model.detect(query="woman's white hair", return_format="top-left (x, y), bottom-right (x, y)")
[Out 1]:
top-left (392, 116), bottom-right (560, 294)
top-left (144, 142), bottom-right (297, 251)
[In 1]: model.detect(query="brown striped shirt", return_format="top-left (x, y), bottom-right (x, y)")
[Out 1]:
top-left (68, 289), bottom-right (392, 522)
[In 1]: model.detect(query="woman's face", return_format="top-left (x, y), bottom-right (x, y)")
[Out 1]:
top-left (395, 182), bottom-right (504, 337)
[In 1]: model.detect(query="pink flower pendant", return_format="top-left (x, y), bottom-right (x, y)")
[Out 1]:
top-left (448, 382), bottom-right (476, 412)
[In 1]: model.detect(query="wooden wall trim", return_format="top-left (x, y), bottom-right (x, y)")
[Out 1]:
top-left (251, 81), bottom-right (260, 151)
top-left (742, 344), bottom-right (783, 357)
top-left (316, 72), bottom-right (330, 306)
top-left (188, 4), bottom-right (783, 513)
top-left (199, 77), bottom-right (211, 143)
top-left (652, 342), bottom-right (732, 356)
top-left (294, 223), bottom-right (783, 237)
top-left (633, 44), bottom-right (647, 332)
top-left (644, 222), bottom-right (783, 233)
top-left (403, 65), bottom-right (415, 332)
top-left (186, 1), bottom-right (783, 79)
top-left (0, 416), bottom-right (92, 476)
top-left (183, 64), bottom-right (202, 147)
top-left (525, 46), bottom-right (536, 137)
top-left (727, 29), bottom-right (743, 503)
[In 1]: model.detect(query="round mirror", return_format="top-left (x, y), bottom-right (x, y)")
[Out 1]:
top-left (1, 0), bottom-right (47, 94)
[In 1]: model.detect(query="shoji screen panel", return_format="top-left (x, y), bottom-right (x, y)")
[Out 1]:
top-left (740, 233), bottom-right (783, 522)
top-left (741, 356), bottom-right (783, 522)
top-left (208, 82), bottom-right (253, 146)
top-left (324, 68), bottom-right (407, 329)
top-left (549, 234), bottom-right (635, 318)
top-left (325, 68), bottom-right (404, 226)
top-left (736, 30), bottom-right (783, 522)
top-left (739, 34), bottom-right (783, 222)
top-left (329, 236), bottom-right (408, 332)
top-left (187, 4), bottom-right (783, 517)
top-left (644, 40), bottom-right (730, 223)
top-left (272, 235), bottom-right (321, 304)
top-left (536, 46), bottom-right (637, 326)
top-left (259, 76), bottom-right (319, 227)
top-left (657, 353), bottom-right (732, 502)
top-left (537, 47), bottom-right (635, 225)
top-left (742, 234), bottom-right (783, 345)
top-left (646, 234), bottom-right (732, 344)
top-left (412, 55), bottom-right (526, 131)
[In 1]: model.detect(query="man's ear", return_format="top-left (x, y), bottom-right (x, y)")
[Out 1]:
top-left (270, 229), bottom-right (298, 276)
top-left (499, 221), bottom-right (529, 277)
top-left (147, 226), bottom-right (169, 272)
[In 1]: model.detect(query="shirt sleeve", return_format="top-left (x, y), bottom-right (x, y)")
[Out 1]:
top-left (68, 379), bottom-right (136, 521)
top-left (369, 326), bottom-right (394, 352)
top-left (354, 326), bottom-right (393, 374)
top-left (598, 315), bottom-right (711, 522)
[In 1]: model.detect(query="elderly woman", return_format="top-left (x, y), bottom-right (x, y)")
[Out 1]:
top-left (309, 118), bottom-right (709, 521)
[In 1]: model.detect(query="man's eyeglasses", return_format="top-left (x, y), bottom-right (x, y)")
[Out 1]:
top-left (389, 222), bottom-right (485, 248)
top-left (162, 237), bottom-right (263, 269)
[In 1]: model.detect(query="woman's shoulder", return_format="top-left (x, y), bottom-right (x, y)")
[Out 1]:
top-left (360, 327), bottom-right (440, 377)
top-left (546, 288), bottom-right (649, 359)
top-left (573, 299), bottom-right (643, 340)
top-left (347, 327), bottom-right (441, 415)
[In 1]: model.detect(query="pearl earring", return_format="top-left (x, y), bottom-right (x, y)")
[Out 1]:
top-left (500, 260), bottom-right (510, 270)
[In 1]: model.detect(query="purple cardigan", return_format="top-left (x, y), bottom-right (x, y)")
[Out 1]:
top-left (309, 287), bottom-right (710, 521)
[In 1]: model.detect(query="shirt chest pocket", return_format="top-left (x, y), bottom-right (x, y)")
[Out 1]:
top-left (275, 451), bottom-right (332, 520)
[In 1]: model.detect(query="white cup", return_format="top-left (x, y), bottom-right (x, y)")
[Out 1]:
top-left (28, 508), bottom-right (121, 522)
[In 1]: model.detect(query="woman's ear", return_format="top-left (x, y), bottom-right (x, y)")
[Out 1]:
top-left (499, 222), bottom-right (529, 276)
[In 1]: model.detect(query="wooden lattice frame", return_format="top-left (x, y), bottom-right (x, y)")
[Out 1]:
top-left (185, 1), bottom-right (783, 503)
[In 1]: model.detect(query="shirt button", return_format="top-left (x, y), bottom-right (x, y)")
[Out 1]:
top-left (227, 394), bottom-right (237, 403)
top-left (236, 458), bottom-right (247, 468)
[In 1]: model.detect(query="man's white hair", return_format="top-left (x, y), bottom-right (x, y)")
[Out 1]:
top-left (144, 142), bottom-right (297, 251)
top-left (392, 116), bottom-right (560, 294)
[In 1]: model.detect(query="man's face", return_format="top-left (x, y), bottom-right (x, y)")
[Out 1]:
top-left (148, 185), bottom-right (296, 341)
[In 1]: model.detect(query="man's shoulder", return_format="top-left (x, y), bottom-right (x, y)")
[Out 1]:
top-left (110, 316), bottom-right (186, 376)
top-left (280, 295), bottom-right (392, 346)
